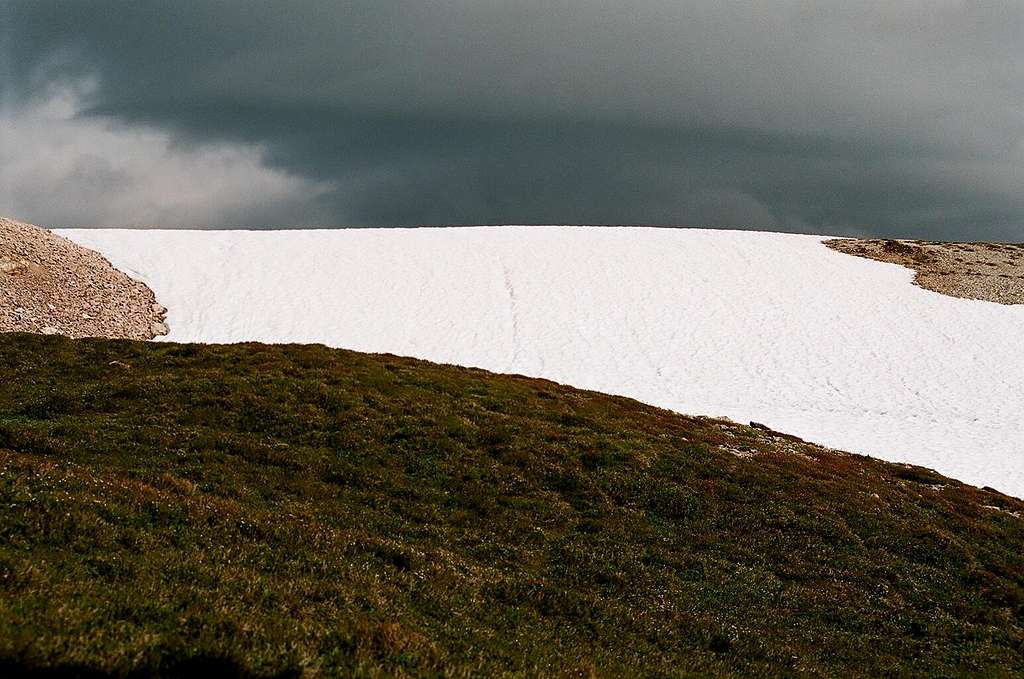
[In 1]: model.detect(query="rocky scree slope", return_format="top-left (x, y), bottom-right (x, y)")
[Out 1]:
top-left (0, 217), bottom-right (167, 339)
top-left (826, 237), bottom-right (1024, 305)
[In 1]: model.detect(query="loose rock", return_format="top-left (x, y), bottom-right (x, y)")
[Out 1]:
top-left (826, 237), bottom-right (1024, 305)
top-left (1, 216), bottom-right (169, 339)
top-left (0, 257), bottom-right (27, 275)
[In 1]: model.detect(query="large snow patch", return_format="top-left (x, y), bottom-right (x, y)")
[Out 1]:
top-left (58, 226), bottom-right (1024, 498)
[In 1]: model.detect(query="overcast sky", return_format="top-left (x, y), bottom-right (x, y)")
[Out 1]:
top-left (2, 1), bottom-right (1023, 238)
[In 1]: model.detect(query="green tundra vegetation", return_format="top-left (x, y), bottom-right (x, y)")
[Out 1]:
top-left (0, 333), bottom-right (1021, 677)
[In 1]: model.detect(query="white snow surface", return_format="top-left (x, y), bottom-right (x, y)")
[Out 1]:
top-left (58, 226), bottom-right (1024, 498)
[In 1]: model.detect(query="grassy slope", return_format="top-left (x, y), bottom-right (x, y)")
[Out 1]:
top-left (0, 333), bottom-right (1022, 677)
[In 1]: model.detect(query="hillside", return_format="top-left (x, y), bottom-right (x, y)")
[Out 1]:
top-left (58, 225), bottom-right (1024, 498)
top-left (1, 333), bottom-right (1022, 676)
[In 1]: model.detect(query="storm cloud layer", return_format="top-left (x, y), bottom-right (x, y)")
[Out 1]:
top-left (3, 1), bottom-right (1023, 237)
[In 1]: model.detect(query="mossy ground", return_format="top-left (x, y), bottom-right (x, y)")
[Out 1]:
top-left (0, 333), bottom-right (1021, 676)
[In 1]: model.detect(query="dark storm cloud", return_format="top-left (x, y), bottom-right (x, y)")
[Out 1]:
top-left (4, 1), bottom-right (1024, 237)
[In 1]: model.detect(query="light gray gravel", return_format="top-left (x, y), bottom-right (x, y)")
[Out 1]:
top-left (1, 217), bottom-right (167, 339)
top-left (826, 237), bottom-right (1024, 305)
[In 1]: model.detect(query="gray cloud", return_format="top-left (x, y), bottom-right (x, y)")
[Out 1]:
top-left (3, 1), bottom-right (1023, 238)
top-left (0, 89), bottom-right (336, 228)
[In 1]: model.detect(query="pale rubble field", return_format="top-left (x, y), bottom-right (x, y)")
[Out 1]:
top-left (826, 237), bottom-right (1024, 305)
top-left (56, 225), bottom-right (1024, 499)
top-left (0, 217), bottom-right (167, 339)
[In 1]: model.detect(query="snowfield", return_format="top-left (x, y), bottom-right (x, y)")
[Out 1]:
top-left (58, 226), bottom-right (1024, 498)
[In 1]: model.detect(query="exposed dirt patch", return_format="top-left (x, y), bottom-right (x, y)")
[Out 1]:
top-left (1, 217), bottom-right (168, 339)
top-left (825, 237), bottom-right (1024, 305)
